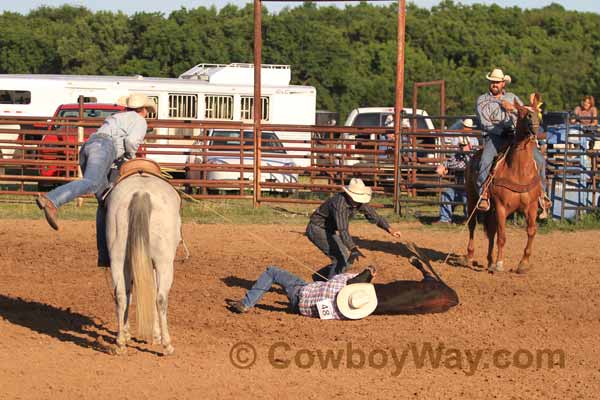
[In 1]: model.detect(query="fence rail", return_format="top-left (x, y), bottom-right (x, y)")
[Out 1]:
top-left (1, 113), bottom-right (598, 220)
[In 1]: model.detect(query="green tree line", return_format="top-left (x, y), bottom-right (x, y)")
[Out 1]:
top-left (1, 1), bottom-right (599, 120)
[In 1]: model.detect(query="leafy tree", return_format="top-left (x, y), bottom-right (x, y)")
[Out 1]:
top-left (1, 1), bottom-right (599, 120)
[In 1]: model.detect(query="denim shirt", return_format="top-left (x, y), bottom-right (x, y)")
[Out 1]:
top-left (92, 111), bottom-right (148, 159)
top-left (476, 91), bottom-right (522, 137)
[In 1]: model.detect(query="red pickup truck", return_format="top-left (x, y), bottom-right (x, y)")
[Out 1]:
top-left (38, 103), bottom-right (125, 190)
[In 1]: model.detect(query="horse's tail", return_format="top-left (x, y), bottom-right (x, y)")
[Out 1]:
top-left (126, 191), bottom-right (155, 341)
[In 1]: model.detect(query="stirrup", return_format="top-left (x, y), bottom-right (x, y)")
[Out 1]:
top-left (540, 194), bottom-right (552, 209)
top-left (477, 197), bottom-right (490, 212)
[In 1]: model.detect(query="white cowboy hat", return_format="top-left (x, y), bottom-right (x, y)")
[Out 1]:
top-left (462, 118), bottom-right (474, 129)
top-left (486, 68), bottom-right (512, 84)
top-left (125, 93), bottom-right (157, 113)
top-left (343, 178), bottom-right (372, 204)
top-left (336, 283), bottom-right (378, 320)
top-left (116, 95), bottom-right (128, 107)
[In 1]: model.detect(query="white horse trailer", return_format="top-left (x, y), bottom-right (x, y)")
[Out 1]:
top-left (0, 63), bottom-right (316, 166)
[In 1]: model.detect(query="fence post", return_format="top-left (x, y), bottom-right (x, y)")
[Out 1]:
top-left (76, 95), bottom-right (85, 207)
top-left (393, 0), bottom-right (406, 215)
top-left (560, 112), bottom-right (569, 221)
top-left (253, 0), bottom-right (262, 208)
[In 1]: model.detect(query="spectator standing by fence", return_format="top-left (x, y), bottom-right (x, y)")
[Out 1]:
top-left (573, 95), bottom-right (598, 126)
top-left (434, 118), bottom-right (476, 224)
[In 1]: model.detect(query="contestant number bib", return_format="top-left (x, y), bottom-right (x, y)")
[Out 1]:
top-left (317, 299), bottom-right (335, 320)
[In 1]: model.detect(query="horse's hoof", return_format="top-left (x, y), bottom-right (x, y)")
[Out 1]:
top-left (114, 345), bottom-right (127, 356)
top-left (124, 332), bottom-right (132, 341)
top-left (456, 255), bottom-right (469, 267)
top-left (495, 261), bottom-right (505, 272)
top-left (516, 262), bottom-right (532, 274)
top-left (163, 344), bottom-right (175, 356)
top-left (487, 262), bottom-right (504, 273)
top-left (152, 337), bottom-right (162, 346)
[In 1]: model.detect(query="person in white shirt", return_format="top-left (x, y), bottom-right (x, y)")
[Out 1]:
top-left (36, 93), bottom-right (156, 267)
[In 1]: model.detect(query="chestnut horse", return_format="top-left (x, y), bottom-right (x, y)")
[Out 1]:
top-left (465, 101), bottom-right (542, 274)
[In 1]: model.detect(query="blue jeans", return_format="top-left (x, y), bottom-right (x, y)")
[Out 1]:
top-left (306, 223), bottom-right (352, 279)
top-left (46, 136), bottom-right (116, 265)
top-left (477, 135), bottom-right (547, 194)
top-left (439, 187), bottom-right (467, 222)
top-left (242, 266), bottom-right (307, 310)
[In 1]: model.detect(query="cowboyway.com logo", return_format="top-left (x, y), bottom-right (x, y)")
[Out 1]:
top-left (229, 341), bottom-right (565, 376)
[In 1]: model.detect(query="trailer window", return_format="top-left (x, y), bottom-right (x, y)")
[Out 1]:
top-left (0, 90), bottom-right (31, 105)
top-left (205, 95), bottom-right (233, 120)
top-left (146, 95), bottom-right (159, 119)
top-left (168, 93), bottom-right (197, 119)
top-left (240, 96), bottom-right (270, 121)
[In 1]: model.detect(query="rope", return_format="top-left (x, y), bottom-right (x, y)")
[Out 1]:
top-left (440, 146), bottom-right (508, 266)
top-left (176, 189), bottom-right (329, 281)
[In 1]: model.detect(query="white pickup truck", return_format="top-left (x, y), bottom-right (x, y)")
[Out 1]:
top-left (341, 106), bottom-right (436, 166)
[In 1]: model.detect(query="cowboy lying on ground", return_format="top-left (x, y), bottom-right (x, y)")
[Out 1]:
top-left (306, 178), bottom-right (402, 282)
top-left (36, 93), bottom-right (157, 268)
top-left (227, 260), bottom-right (458, 317)
top-left (227, 265), bottom-right (378, 319)
top-left (475, 68), bottom-right (551, 218)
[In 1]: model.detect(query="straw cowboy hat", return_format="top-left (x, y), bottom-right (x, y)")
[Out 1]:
top-left (486, 68), bottom-right (512, 84)
top-left (116, 95), bottom-right (128, 107)
top-left (462, 118), bottom-right (474, 129)
top-left (336, 283), bottom-right (378, 320)
top-left (121, 93), bottom-right (157, 113)
top-left (343, 178), bottom-right (372, 204)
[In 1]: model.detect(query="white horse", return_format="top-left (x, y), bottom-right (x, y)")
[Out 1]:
top-left (105, 174), bottom-right (181, 355)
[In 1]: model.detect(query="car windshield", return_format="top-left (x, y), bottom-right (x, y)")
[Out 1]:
top-left (353, 113), bottom-right (393, 127)
top-left (208, 130), bottom-right (285, 153)
top-left (353, 112), bottom-right (430, 130)
top-left (58, 109), bottom-right (121, 119)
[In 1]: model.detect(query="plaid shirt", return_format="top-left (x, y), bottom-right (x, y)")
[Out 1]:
top-left (298, 273), bottom-right (356, 319)
top-left (476, 91), bottom-right (522, 137)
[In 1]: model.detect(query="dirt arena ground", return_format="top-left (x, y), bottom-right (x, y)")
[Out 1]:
top-left (1, 219), bottom-right (599, 399)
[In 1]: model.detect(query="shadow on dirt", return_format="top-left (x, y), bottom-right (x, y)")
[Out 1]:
top-left (0, 294), bottom-right (160, 355)
top-left (355, 237), bottom-right (449, 263)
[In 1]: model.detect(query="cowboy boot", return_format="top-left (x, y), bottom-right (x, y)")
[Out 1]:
top-left (36, 194), bottom-right (59, 231)
top-left (226, 300), bottom-right (249, 314)
top-left (538, 194), bottom-right (552, 220)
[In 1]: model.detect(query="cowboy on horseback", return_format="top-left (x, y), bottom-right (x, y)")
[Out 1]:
top-left (35, 93), bottom-right (157, 268)
top-left (475, 68), bottom-right (551, 217)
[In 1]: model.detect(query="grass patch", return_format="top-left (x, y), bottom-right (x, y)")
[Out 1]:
top-left (1, 193), bottom-right (598, 231)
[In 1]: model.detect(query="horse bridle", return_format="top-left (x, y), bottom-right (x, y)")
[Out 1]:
top-left (511, 107), bottom-right (538, 149)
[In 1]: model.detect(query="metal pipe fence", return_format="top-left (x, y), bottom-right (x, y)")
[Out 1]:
top-left (1, 113), bottom-right (598, 220)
